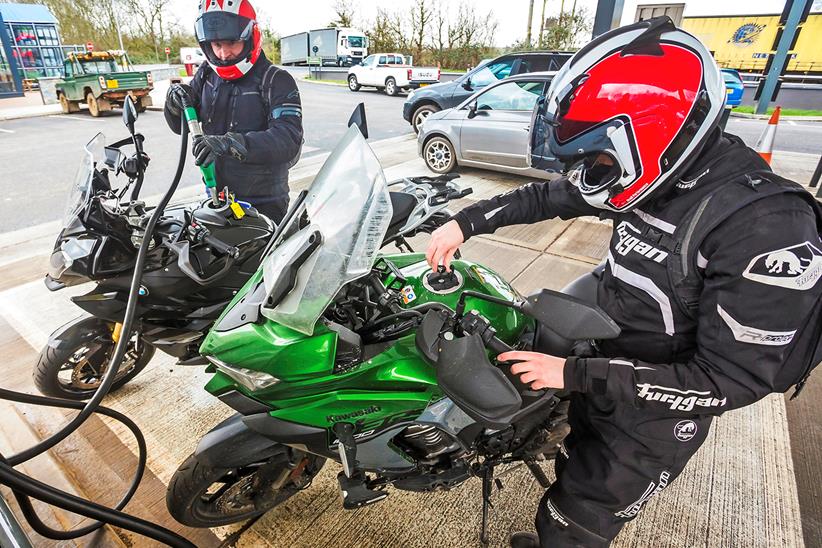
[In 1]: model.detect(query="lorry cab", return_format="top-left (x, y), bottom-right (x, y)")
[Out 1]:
top-left (336, 27), bottom-right (368, 66)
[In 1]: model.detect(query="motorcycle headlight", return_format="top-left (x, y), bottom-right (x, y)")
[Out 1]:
top-left (207, 356), bottom-right (280, 392)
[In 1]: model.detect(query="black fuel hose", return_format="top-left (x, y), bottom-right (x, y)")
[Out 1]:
top-left (0, 110), bottom-right (196, 547)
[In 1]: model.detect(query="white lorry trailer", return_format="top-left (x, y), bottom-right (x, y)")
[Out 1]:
top-left (281, 28), bottom-right (368, 66)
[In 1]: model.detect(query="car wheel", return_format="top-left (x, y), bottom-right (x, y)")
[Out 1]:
top-left (385, 77), bottom-right (398, 97)
top-left (412, 104), bottom-right (441, 133)
top-left (348, 75), bottom-right (361, 92)
top-left (86, 92), bottom-right (101, 117)
top-left (59, 93), bottom-right (78, 114)
top-left (423, 136), bottom-right (457, 174)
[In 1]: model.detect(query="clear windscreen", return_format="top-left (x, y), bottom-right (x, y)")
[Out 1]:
top-left (260, 125), bottom-right (393, 335)
top-left (63, 132), bottom-right (104, 226)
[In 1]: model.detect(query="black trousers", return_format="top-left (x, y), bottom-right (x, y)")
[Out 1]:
top-left (532, 268), bottom-right (713, 546)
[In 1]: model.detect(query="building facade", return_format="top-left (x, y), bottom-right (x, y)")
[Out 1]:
top-left (0, 3), bottom-right (78, 83)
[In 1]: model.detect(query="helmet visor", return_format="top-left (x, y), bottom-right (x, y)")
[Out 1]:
top-left (195, 12), bottom-right (253, 43)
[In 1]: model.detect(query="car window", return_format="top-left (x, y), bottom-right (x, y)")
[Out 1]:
top-left (476, 81), bottom-right (545, 111)
top-left (469, 59), bottom-right (515, 87)
top-left (722, 71), bottom-right (741, 84)
top-left (527, 54), bottom-right (572, 72)
top-left (378, 55), bottom-right (387, 65)
top-left (362, 55), bottom-right (375, 66)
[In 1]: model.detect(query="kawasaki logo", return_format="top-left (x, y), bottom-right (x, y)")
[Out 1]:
top-left (326, 405), bottom-right (382, 423)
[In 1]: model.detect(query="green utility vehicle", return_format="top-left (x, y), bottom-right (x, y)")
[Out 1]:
top-left (56, 51), bottom-right (154, 117)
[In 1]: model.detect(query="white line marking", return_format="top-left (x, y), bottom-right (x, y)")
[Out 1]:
top-left (787, 120), bottom-right (797, 126)
top-left (47, 115), bottom-right (99, 123)
top-left (0, 128), bottom-right (14, 134)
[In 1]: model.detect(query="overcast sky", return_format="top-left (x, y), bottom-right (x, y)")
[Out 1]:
top-left (168, 1), bottom-right (809, 47)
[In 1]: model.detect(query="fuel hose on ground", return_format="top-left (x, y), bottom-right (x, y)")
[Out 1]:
top-left (0, 106), bottom-right (197, 548)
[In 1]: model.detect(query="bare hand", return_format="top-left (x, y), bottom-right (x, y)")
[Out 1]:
top-left (498, 351), bottom-right (566, 390)
top-left (425, 220), bottom-right (464, 271)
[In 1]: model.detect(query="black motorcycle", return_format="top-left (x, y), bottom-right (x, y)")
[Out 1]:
top-left (35, 105), bottom-right (275, 399)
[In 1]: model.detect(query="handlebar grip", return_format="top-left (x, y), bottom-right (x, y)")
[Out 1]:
top-left (203, 234), bottom-right (239, 258)
top-left (486, 336), bottom-right (512, 355)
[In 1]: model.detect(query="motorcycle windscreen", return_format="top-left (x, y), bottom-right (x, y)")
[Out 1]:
top-left (64, 132), bottom-right (104, 226)
top-left (260, 125), bottom-right (393, 335)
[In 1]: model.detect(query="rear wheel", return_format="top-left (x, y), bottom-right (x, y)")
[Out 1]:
top-left (423, 136), bottom-right (457, 174)
top-left (86, 92), bottom-right (101, 117)
top-left (385, 77), bottom-right (398, 97)
top-left (135, 98), bottom-right (147, 113)
top-left (167, 449), bottom-right (325, 527)
top-left (59, 93), bottom-right (78, 114)
top-left (33, 318), bottom-right (154, 400)
top-left (348, 74), bottom-right (361, 92)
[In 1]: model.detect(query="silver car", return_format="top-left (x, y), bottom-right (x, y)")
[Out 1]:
top-left (417, 72), bottom-right (555, 179)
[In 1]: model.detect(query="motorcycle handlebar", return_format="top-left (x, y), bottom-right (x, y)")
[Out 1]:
top-left (486, 335), bottom-right (513, 355)
top-left (203, 234), bottom-right (239, 259)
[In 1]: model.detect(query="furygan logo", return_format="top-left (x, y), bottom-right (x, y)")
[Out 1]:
top-left (636, 383), bottom-right (726, 412)
top-left (615, 222), bottom-right (669, 263)
top-left (326, 405), bottom-right (382, 423)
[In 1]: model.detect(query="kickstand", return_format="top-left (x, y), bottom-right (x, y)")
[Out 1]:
top-left (525, 459), bottom-right (552, 488)
top-left (480, 465), bottom-right (494, 545)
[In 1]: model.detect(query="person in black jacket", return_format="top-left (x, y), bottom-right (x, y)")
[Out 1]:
top-left (427, 18), bottom-right (822, 548)
top-left (163, 0), bottom-right (302, 223)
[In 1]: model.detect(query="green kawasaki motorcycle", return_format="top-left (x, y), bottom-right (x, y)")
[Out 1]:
top-left (166, 124), bottom-right (620, 541)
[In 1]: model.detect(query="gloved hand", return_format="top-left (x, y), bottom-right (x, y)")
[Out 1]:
top-left (165, 83), bottom-right (196, 117)
top-left (193, 133), bottom-right (248, 167)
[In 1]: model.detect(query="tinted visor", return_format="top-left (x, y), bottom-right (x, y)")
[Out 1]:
top-left (195, 11), bottom-right (253, 43)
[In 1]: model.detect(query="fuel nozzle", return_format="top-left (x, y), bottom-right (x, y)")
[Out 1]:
top-left (181, 100), bottom-right (220, 207)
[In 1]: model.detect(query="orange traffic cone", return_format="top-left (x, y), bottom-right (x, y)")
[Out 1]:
top-left (755, 106), bottom-right (781, 165)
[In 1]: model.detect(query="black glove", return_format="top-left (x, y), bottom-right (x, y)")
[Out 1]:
top-left (193, 133), bottom-right (248, 167)
top-left (166, 83), bottom-right (196, 117)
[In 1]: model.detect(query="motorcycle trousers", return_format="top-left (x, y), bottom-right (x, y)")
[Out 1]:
top-left (531, 269), bottom-right (713, 546)
top-left (534, 392), bottom-right (713, 546)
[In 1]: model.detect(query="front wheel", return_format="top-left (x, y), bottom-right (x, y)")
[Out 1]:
top-left (33, 318), bottom-right (155, 400)
top-left (412, 104), bottom-right (441, 133)
top-left (167, 449), bottom-right (325, 527)
top-left (348, 74), bottom-right (361, 92)
top-left (423, 136), bottom-right (457, 174)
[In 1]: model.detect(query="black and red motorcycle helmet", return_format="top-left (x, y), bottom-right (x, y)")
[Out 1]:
top-left (195, 0), bottom-right (262, 81)
top-left (529, 17), bottom-right (725, 211)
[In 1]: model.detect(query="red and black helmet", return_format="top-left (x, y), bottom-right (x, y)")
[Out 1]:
top-left (195, 0), bottom-right (262, 81)
top-left (529, 17), bottom-right (725, 211)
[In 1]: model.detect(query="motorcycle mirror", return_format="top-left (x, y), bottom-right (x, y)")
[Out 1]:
top-left (347, 103), bottom-right (369, 139)
top-left (123, 95), bottom-right (138, 134)
top-left (519, 288), bottom-right (621, 341)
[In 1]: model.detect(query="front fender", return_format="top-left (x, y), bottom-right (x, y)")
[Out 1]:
top-left (194, 412), bottom-right (335, 468)
top-left (46, 315), bottom-right (111, 351)
top-left (194, 413), bottom-right (285, 468)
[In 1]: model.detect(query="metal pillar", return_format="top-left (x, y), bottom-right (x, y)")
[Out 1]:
top-left (0, 495), bottom-right (33, 548)
top-left (755, 0), bottom-right (811, 115)
top-left (0, 11), bottom-right (24, 99)
top-left (592, 0), bottom-right (625, 39)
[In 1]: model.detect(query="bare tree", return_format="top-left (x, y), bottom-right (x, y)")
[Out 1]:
top-left (542, 5), bottom-right (591, 50)
top-left (538, 0), bottom-right (548, 48)
top-left (525, 0), bottom-right (538, 48)
top-left (408, 0), bottom-right (432, 61)
top-left (329, 0), bottom-right (356, 28)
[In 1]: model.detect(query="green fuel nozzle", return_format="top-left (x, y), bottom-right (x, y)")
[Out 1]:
top-left (182, 104), bottom-right (220, 207)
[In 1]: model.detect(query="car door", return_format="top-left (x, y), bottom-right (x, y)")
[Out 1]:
top-left (459, 79), bottom-right (546, 168)
top-left (358, 55), bottom-right (377, 85)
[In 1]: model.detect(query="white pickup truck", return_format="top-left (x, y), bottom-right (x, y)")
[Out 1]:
top-left (347, 53), bottom-right (440, 96)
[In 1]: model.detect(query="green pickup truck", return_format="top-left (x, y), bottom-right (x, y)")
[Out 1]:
top-left (56, 51), bottom-right (154, 117)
